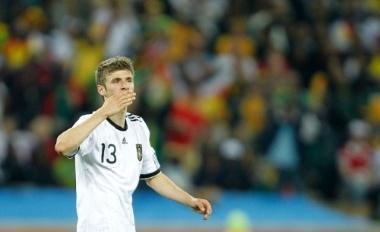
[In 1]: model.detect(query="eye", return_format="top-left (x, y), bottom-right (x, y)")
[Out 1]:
top-left (112, 78), bottom-right (121, 83)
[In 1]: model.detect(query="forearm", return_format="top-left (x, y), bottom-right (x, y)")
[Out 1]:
top-left (145, 173), bottom-right (194, 207)
top-left (55, 109), bottom-right (107, 156)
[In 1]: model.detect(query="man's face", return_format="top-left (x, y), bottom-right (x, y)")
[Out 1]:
top-left (98, 70), bottom-right (134, 98)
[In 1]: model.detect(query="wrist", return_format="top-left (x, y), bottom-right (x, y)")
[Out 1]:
top-left (94, 108), bottom-right (109, 119)
top-left (188, 196), bottom-right (197, 207)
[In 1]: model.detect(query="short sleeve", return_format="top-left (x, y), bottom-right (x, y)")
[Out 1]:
top-left (139, 119), bottom-right (161, 179)
top-left (66, 115), bottom-right (94, 158)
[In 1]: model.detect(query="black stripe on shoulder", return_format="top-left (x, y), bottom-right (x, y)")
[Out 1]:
top-left (127, 113), bottom-right (141, 119)
top-left (127, 113), bottom-right (143, 122)
top-left (140, 169), bottom-right (161, 179)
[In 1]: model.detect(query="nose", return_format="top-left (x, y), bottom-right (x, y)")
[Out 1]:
top-left (121, 85), bottom-right (132, 93)
top-left (120, 81), bottom-right (128, 89)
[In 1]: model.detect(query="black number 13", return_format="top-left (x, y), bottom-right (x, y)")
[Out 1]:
top-left (101, 143), bottom-right (117, 164)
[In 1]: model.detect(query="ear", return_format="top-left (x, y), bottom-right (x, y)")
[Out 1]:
top-left (97, 84), bottom-right (106, 96)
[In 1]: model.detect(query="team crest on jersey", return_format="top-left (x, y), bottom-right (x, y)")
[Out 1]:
top-left (136, 144), bottom-right (142, 161)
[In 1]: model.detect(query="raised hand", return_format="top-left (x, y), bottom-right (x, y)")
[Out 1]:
top-left (100, 91), bottom-right (136, 117)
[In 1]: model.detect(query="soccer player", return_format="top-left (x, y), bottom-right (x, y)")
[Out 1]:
top-left (55, 56), bottom-right (212, 232)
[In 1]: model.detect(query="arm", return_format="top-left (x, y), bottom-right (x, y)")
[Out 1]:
top-left (145, 172), bottom-right (212, 220)
top-left (55, 110), bottom-right (107, 157)
top-left (55, 91), bottom-right (136, 157)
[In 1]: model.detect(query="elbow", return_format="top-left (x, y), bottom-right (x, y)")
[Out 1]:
top-left (55, 139), bottom-right (73, 156)
top-left (54, 141), bottom-right (66, 155)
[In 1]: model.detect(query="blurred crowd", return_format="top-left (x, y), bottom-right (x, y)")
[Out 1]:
top-left (1, 0), bottom-right (380, 219)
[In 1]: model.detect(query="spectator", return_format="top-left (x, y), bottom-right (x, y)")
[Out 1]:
top-left (338, 119), bottom-right (373, 204)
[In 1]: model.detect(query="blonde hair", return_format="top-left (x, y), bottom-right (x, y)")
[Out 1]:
top-left (95, 56), bottom-right (134, 85)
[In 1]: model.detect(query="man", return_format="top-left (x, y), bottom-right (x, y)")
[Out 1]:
top-left (55, 56), bottom-right (212, 232)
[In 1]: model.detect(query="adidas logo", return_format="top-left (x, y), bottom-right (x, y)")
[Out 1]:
top-left (122, 137), bottom-right (127, 144)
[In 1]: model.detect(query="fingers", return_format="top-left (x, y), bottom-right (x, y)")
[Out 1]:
top-left (117, 91), bottom-right (136, 100)
top-left (193, 199), bottom-right (212, 220)
top-left (203, 200), bottom-right (212, 220)
top-left (102, 91), bottom-right (136, 116)
top-left (116, 91), bottom-right (136, 107)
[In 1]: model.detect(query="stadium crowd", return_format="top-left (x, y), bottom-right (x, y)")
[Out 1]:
top-left (1, 0), bottom-right (380, 220)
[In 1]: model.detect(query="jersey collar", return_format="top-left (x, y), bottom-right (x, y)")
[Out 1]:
top-left (106, 118), bottom-right (128, 131)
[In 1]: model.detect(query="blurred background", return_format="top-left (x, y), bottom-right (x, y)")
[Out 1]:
top-left (1, 0), bottom-right (380, 231)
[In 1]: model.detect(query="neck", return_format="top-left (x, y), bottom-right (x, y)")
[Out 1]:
top-left (108, 110), bottom-right (127, 128)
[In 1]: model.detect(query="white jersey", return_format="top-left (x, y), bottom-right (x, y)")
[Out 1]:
top-left (69, 113), bottom-right (160, 232)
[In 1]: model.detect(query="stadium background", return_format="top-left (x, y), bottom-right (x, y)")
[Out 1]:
top-left (1, 0), bottom-right (380, 231)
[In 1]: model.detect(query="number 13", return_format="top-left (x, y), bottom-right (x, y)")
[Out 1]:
top-left (101, 143), bottom-right (117, 164)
